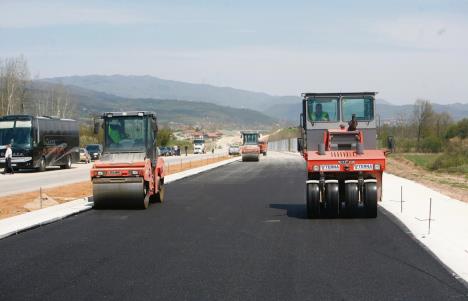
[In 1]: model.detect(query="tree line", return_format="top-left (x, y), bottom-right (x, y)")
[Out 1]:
top-left (379, 99), bottom-right (467, 172)
top-left (379, 99), bottom-right (467, 153)
top-left (0, 55), bottom-right (76, 118)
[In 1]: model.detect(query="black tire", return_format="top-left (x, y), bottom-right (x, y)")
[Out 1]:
top-left (306, 183), bottom-right (320, 218)
top-left (151, 180), bottom-right (165, 203)
top-left (141, 182), bottom-right (149, 209)
top-left (325, 182), bottom-right (340, 217)
top-left (364, 182), bottom-right (378, 218)
top-left (37, 157), bottom-right (46, 172)
top-left (344, 182), bottom-right (359, 217)
top-left (263, 152), bottom-right (267, 156)
top-left (61, 155), bottom-right (72, 169)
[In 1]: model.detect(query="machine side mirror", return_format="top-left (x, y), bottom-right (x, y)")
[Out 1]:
top-left (297, 137), bottom-right (303, 152)
top-left (151, 120), bottom-right (158, 132)
top-left (93, 121), bottom-right (101, 134)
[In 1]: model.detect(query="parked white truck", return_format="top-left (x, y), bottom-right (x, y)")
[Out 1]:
top-left (193, 137), bottom-right (205, 154)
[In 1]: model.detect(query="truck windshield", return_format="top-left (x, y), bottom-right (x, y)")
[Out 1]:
top-left (194, 139), bottom-right (204, 144)
top-left (105, 117), bottom-right (146, 152)
top-left (0, 120), bottom-right (32, 149)
top-left (86, 144), bottom-right (101, 152)
top-left (342, 97), bottom-right (374, 121)
top-left (243, 134), bottom-right (258, 145)
top-left (307, 97), bottom-right (339, 122)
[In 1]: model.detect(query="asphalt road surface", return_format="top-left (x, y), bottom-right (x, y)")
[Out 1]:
top-left (0, 151), bottom-right (226, 197)
top-left (0, 152), bottom-right (466, 300)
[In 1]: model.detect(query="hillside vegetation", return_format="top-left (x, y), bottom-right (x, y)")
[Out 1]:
top-left (29, 82), bottom-right (280, 129)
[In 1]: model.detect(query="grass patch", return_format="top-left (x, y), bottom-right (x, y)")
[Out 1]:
top-left (402, 153), bottom-right (439, 170)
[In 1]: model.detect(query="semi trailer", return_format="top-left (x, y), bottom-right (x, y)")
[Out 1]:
top-left (298, 92), bottom-right (386, 218)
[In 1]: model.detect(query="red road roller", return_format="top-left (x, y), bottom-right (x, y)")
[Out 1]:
top-left (90, 111), bottom-right (165, 209)
top-left (298, 92), bottom-right (386, 218)
top-left (240, 131), bottom-right (261, 162)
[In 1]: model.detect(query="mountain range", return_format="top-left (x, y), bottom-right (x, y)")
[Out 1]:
top-left (42, 75), bottom-right (468, 123)
top-left (28, 81), bottom-right (280, 129)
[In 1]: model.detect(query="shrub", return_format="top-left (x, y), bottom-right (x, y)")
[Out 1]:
top-left (420, 136), bottom-right (443, 153)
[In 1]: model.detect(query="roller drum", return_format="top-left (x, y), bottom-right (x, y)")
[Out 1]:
top-left (93, 177), bottom-right (146, 209)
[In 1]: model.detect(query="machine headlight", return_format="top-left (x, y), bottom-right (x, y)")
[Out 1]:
top-left (131, 170), bottom-right (139, 176)
top-left (313, 165), bottom-right (319, 172)
top-left (97, 171), bottom-right (104, 176)
top-left (374, 164), bottom-right (381, 170)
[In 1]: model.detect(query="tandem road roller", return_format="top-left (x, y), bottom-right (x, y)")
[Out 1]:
top-left (240, 131), bottom-right (261, 162)
top-left (90, 111), bottom-right (165, 209)
top-left (298, 92), bottom-right (387, 218)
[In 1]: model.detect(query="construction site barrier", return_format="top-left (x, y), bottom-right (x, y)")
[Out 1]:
top-left (268, 138), bottom-right (298, 152)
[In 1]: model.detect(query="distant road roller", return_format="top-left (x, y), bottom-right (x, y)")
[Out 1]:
top-left (298, 92), bottom-right (386, 218)
top-left (240, 131), bottom-right (261, 162)
top-left (90, 111), bottom-right (165, 209)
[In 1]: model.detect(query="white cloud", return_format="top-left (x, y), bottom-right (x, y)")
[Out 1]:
top-left (374, 13), bottom-right (468, 51)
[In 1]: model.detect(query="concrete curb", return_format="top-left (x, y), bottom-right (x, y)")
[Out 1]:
top-left (0, 157), bottom-right (239, 240)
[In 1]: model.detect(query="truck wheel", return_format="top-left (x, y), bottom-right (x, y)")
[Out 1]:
top-left (364, 182), bottom-right (378, 218)
top-left (325, 182), bottom-right (340, 218)
top-left (306, 183), bottom-right (320, 218)
top-left (263, 152), bottom-right (267, 156)
top-left (344, 182), bottom-right (359, 217)
top-left (37, 157), bottom-right (46, 172)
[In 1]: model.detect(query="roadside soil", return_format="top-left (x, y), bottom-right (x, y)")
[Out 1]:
top-left (386, 155), bottom-right (468, 203)
top-left (0, 155), bottom-right (231, 220)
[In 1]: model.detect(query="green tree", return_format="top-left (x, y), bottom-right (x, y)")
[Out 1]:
top-left (157, 127), bottom-right (173, 146)
top-left (413, 100), bottom-right (434, 151)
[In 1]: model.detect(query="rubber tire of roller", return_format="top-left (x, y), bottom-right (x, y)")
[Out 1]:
top-left (306, 183), bottom-right (320, 218)
top-left (325, 183), bottom-right (340, 218)
top-left (345, 183), bottom-right (359, 217)
top-left (364, 182), bottom-right (378, 218)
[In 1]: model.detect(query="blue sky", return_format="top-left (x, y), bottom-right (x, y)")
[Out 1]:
top-left (1, 0), bottom-right (468, 104)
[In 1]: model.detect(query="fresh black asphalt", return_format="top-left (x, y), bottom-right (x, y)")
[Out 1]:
top-left (0, 153), bottom-right (467, 300)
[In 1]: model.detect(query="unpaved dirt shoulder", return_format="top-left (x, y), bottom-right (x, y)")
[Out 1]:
top-left (0, 155), bottom-right (231, 220)
top-left (386, 156), bottom-right (467, 203)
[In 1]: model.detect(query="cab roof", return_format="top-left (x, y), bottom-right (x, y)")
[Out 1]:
top-left (101, 111), bottom-right (156, 118)
top-left (302, 92), bottom-right (377, 98)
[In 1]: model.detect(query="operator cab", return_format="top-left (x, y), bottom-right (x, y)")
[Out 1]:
top-left (301, 93), bottom-right (377, 151)
top-left (241, 132), bottom-right (260, 145)
top-left (96, 111), bottom-right (158, 165)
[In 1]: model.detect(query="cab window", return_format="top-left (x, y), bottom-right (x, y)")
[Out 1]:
top-left (342, 97), bottom-right (374, 121)
top-left (307, 97), bottom-right (339, 122)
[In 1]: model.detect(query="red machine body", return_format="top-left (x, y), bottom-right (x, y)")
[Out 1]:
top-left (298, 92), bottom-right (386, 218)
top-left (90, 111), bottom-right (165, 209)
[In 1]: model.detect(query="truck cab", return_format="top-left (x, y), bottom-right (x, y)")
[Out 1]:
top-left (193, 137), bottom-right (205, 154)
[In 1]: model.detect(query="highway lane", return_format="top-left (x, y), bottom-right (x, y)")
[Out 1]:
top-left (0, 151), bottom-right (227, 197)
top-left (0, 152), bottom-right (466, 300)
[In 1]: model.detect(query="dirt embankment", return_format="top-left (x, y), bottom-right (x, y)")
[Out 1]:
top-left (0, 155), bottom-right (231, 220)
top-left (386, 156), bottom-right (467, 203)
